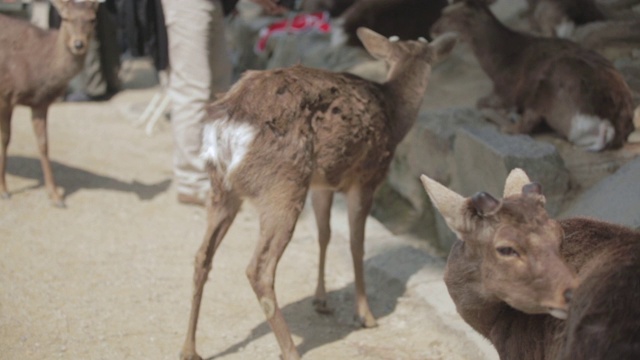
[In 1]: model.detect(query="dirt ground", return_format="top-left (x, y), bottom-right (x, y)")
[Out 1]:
top-left (0, 52), bottom-right (501, 360)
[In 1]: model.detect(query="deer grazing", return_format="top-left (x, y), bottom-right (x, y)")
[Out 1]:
top-left (420, 168), bottom-right (640, 359)
top-left (179, 27), bottom-right (457, 360)
top-left (431, 0), bottom-right (636, 151)
top-left (0, 0), bottom-right (98, 207)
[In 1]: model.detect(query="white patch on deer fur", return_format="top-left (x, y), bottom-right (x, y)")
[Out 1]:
top-left (389, 36), bottom-right (400, 42)
top-left (568, 113), bottom-right (614, 151)
top-left (201, 116), bottom-right (257, 187)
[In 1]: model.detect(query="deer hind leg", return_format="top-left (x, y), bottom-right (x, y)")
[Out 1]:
top-left (0, 102), bottom-right (12, 199)
top-left (311, 189), bottom-right (334, 314)
top-left (346, 185), bottom-right (377, 328)
top-left (180, 189), bottom-right (242, 360)
top-left (246, 192), bottom-right (308, 360)
top-left (31, 106), bottom-right (64, 207)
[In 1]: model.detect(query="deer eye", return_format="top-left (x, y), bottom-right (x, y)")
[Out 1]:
top-left (496, 246), bottom-right (519, 257)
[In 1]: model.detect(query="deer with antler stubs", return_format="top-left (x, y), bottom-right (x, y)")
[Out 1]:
top-left (179, 27), bottom-right (457, 360)
top-left (0, 0), bottom-right (99, 207)
top-left (420, 169), bottom-right (640, 359)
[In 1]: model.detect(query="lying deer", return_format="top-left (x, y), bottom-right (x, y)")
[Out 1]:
top-left (431, 0), bottom-right (636, 151)
top-left (0, 0), bottom-right (98, 207)
top-left (421, 168), bottom-right (640, 359)
top-left (179, 27), bottom-right (457, 360)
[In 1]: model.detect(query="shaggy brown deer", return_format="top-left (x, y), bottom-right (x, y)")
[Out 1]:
top-left (179, 27), bottom-right (457, 360)
top-left (420, 169), bottom-right (640, 359)
top-left (431, 0), bottom-right (636, 151)
top-left (0, 0), bottom-right (98, 207)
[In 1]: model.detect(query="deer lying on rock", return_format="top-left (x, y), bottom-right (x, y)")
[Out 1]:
top-left (0, 0), bottom-right (98, 207)
top-left (421, 168), bottom-right (640, 359)
top-left (431, 0), bottom-right (636, 151)
top-left (179, 27), bottom-right (457, 360)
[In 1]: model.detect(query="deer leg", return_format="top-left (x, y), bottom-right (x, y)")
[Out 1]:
top-left (346, 185), bottom-right (377, 328)
top-left (31, 106), bottom-right (64, 207)
top-left (246, 197), bottom-right (307, 360)
top-left (311, 189), bottom-right (334, 314)
top-left (180, 191), bottom-right (242, 360)
top-left (0, 102), bottom-right (12, 199)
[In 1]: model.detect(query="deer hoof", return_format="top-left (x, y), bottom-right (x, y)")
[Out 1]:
top-left (354, 314), bottom-right (378, 328)
top-left (312, 299), bottom-right (334, 315)
top-left (52, 199), bottom-right (66, 208)
top-left (179, 352), bottom-right (202, 360)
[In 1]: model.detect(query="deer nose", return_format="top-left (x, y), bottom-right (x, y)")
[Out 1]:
top-left (74, 40), bottom-right (85, 50)
top-left (564, 288), bottom-right (573, 303)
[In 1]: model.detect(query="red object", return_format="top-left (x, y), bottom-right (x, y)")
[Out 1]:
top-left (255, 12), bottom-right (331, 54)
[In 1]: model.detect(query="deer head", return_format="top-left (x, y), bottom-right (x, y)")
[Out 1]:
top-left (51, 0), bottom-right (100, 56)
top-left (431, 0), bottom-right (494, 39)
top-left (420, 169), bottom-right (579, 319)
top-left (356, 27), bottom-right (457, 81)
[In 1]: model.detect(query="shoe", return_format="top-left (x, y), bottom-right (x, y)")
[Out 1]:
top-left (177, 193), bottom-right (206, 207)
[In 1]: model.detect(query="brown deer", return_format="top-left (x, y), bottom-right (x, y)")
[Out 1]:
top-left (179, 27), bottom-right (457, 360)
top-left (431, 0), bottom-right (636, 151)
top-left (0, 0), bottom-right (99, 207)
top-left (420, 169), bottom-right (640, 359)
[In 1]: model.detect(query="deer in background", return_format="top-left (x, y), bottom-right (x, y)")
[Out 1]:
top-left (431, 0), bottom-right (636, 151)
top-left (179, 27), bottom-right (457, 360)
top-left (421, 168), bottom-right (640, 359)
top-left (0, 0), bottom-right (98, 207)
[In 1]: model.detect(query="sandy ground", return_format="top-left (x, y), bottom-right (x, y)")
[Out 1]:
top-left (0, 53), bottom-right (500, 360)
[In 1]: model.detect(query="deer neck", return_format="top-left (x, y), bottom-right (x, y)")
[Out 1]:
top-left (444, 240), bottom-right (504, 338)
top-left (383, 61), bottom-right (430, 144)
top-left (467, 12), bottom-right (528, 82)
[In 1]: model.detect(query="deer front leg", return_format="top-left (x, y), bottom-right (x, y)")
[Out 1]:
top-left (311, 189), bottom-right (334, 314)
top-left (0, 102), bottom-right (12, 199)
top-left (247, 199), bottom-right (305, 360)
top-left (346, 185), bottom-right (377, 328)
top-left (31, 106), bottom-right (64, 207)
top-left (181, 192), bottom-right (242, 360)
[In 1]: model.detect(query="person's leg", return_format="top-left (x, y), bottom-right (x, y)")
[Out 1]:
top-left (162, 0), bottom-right (232, 203)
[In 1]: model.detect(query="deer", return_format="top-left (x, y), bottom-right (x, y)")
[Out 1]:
top-left (178, 27), bottom-right (457, 360)
top-left (0, 0), bottom-right (99, 207)
top-left (430, 0), bottom-right (636, 151)
top-left (420, 168), bottom-right (640, 359)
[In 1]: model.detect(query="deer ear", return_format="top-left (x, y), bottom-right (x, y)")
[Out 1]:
top-left (503, 168), bottom-right (531, 198)
top-left (430, 32), bottom-right (458, 61)
top-left (420, 175), bottom-right (469, 239)
top-left (50, 0), bottom-right (70, 17)
top-left (471, 192), bottom-right (502, 216)
top-left (357, 27), bottom-right (393, 61)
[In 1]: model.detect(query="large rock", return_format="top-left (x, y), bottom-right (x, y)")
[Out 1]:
top-left (560, 156), bottom-right (640, 229)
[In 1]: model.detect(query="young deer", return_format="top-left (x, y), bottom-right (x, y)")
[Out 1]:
top-left (421, 169), bottom-right (640, 359)
top-left (431, 0), bottom-right (636, 151)
top-left (0, 0), bottom-right (98, 207)
top-left (179, 28), bottom-right (457, 360)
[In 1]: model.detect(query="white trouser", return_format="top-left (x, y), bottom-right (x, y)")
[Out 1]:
top-left (161, 0), bottom-right (232, 198)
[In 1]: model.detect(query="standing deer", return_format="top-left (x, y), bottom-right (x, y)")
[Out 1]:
top-left (179, 27), bottom-right (457, 360)
top-left (420, 169), bottom-right (640, 359)
top-left (0, 0), bottom-right (99, 207)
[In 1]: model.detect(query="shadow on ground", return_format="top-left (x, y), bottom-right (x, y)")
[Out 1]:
top-left (6, 155), bottom-right (171, 200)
top-left (207, 246), bottom-right (427, 359)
